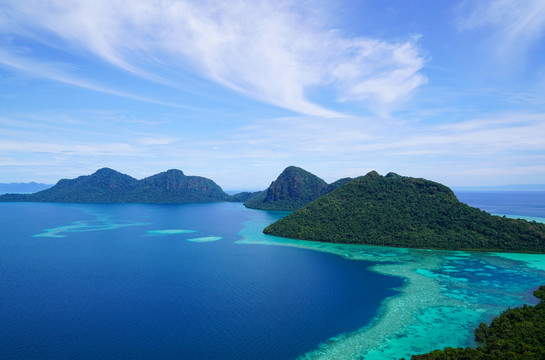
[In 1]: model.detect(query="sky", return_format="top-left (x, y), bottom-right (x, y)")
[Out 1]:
top-left (1, 0), bottom-right (545, 191)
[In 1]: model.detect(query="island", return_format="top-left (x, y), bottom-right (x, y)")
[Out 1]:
top-left (264, 171), bottom-right (545, 253)
top-left (0, 168), bottom-right (231, 203)
top-left (244, 165), bottom-right (351, 211)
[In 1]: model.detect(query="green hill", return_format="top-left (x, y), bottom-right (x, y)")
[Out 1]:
top-left (244, 166), bottom-right (351, 211)
top-left (264, 171), bottom-right (545, 253)
top-left (244, 166), bottom-right (328, 211)
top-left (128, 169), bottom-right (229, 203)
top-left (321, 177), bottom-right (353, 195)
top-left (228, 191), bottom-right (262, 203)
top-left (0, 168), bottom-right (229, 203)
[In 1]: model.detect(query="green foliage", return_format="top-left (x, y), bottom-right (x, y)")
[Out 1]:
top-left (0, 168), bottom-right (230, 203)
top-left (410, 285), bottom-right (545, 360)
top-left (321, 177), bottom-right (353, 196)
top-left (264, 171), bottom-right (545, 253)
top-left (228, 191), bottom-right (262, 202)
top-left (244, 166), bottom-right (349, 211)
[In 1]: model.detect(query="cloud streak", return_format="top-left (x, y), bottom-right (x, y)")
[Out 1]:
top-left (459, 0), bottom-right (545, 59)
top-left (0, 0), bottom-right (426, 116)
top-left (222, 111), bottom-right (545, 183)
top-left (0, 47), bottom-right (208, 111)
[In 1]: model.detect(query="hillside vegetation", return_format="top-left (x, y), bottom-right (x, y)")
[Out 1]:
top-left (0, 168), bottom-right (230, 203)
top-left (264, 171), bottom-right (545, 252)
top-left (244, 166), bottom-right (351, 211)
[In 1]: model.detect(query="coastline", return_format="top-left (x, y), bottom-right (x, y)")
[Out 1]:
top-left (237, 212), bottom-right (545, 359)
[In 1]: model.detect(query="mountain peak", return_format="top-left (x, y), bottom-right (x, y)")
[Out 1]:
top-left (244, 166), bottom-right (329, 211)
top-left (165, 169), bottom-right (185, 176)
top-left (93, 167), bottom-right (120, 175)
top-left (364, 170), bottom-right (380, 178)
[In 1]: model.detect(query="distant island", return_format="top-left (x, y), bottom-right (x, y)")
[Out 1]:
top-left (407, 285), bottom-right (545, 359)
top-left (0, 168), bottom-right (233, 203)
top-left (0, 182), bottom-right (52, 194)
top-left (244, 166), bottom-right (352, 211)
top-left (264, 171), bottom-right (545, 253)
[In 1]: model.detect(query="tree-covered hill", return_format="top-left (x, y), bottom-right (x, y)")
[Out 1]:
top-left (228, 191), bottom-right (262, 203)
top-left (244, 166), bottom-right (351, 211)
top-left (127, 169), bottom-right (229, 203)
top-left (320, 177), bottom-right (353, 196)
top-left (264, 171), bottom-right (545, 253)
top-left (244, 166), bottom-right (328, 211)
top-left (408, 285), bottom-right (545, 359)
top-left (0, 168), bottom-right (229, 203)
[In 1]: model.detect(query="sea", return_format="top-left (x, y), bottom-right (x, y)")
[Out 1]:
top-left (1, 190), bottom-right (545, 360)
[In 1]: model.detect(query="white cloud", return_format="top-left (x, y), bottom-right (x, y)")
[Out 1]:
top-left (0, 0), bottom-right (426, 116)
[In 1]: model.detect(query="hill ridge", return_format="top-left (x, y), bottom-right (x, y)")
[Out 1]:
top-left (0, 168), bottom-right (229, 204)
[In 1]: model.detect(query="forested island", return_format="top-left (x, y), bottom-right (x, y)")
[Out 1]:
top-left (0, 165), bottom-right (351, 207)
top-left (0, 168), bottom-right (231, 203)
top-left (244, 166), bottom-right (351, 211)
top-left (407, 285), bottom-right (545, 359)
top-left (264, 171), bottom-right (545, 253)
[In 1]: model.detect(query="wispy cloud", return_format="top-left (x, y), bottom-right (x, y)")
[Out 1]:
top-left (0, 47), bottom-right (207, 111)
top-left (219, 111), bottom-right (545, 183)
top-left (0, 0), bottom-right (426, 116)
top-left (459, 0), bottom-right (545, 60)
top-left (0, 139), bottom-right (140, 156)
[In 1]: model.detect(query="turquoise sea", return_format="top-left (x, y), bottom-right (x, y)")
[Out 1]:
top-left (1, 191), bottom-right (545, 359)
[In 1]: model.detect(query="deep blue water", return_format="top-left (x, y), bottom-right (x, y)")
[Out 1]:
top-left (0, 202), bottom-right (402, 360)
top-left (455, 190), bottom-right (545, 218)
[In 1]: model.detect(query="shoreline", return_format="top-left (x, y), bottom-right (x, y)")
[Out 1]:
top-left (237, 213), bottom-right (545, 359)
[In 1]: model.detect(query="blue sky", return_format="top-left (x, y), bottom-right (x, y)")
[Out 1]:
top-left (1, 0), bottom-right (545, 190)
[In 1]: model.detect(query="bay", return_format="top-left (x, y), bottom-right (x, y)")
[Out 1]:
top-left (0, 202), bottom-right (401, 360)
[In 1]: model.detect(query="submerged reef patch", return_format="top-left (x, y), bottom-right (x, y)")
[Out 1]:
top-left (146, 229), bottom-right (197, 236)
top-left (34, 210), bottom-right (147, 238)
top-left (186, 236), bottom-right (222, 242)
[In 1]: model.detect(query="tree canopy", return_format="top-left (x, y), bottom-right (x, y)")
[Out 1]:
top-left (264, 171), bottom-right (545, 253)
